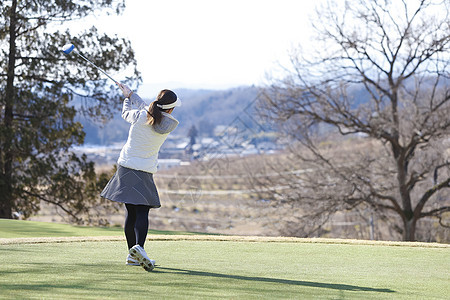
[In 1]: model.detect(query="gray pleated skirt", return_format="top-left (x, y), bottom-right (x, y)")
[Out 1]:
top-left (100, 165), bottom-right (160, 208)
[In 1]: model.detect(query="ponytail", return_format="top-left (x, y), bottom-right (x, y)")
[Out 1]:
top-left (147, 101), bottom-right (162, 125)
top-left (147, 89), bottom-right (178, 126)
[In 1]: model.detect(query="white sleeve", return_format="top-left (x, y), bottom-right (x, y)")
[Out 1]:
top-left (130, 93), bottom-right (146, 110)
top-left (121, 93), bottom-right (147, 124)
top-left (121, 97), bottom-right (140, 124)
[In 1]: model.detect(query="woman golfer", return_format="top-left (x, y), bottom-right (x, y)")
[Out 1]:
top-left (101, 83), bottom-right (180, 271)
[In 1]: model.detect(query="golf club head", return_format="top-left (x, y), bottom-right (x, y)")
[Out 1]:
top-left (61, 44), bottom-right (75, 54)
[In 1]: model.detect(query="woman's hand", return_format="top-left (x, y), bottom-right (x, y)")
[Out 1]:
top-left (118, 83), bottom-right (133, 98)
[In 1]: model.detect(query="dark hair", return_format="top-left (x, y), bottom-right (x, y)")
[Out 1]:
top-left (147, 89), bottom-right (177, 125)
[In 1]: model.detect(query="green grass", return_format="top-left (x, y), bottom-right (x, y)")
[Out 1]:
top-left (0, 219), bottom-right (203, 238)
top-left (0, 220), bottom-right (449, 299)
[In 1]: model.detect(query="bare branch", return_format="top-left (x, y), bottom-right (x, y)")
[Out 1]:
top-left (420, 206), bottom-right (450, 218)
top-left (415, 177), bottom-right (450, 217)
top-left (21, 190), bottom-right (83, 224)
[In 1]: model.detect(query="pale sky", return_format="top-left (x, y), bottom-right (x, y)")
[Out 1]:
top-left (80, 0), bottom-right (320, 95)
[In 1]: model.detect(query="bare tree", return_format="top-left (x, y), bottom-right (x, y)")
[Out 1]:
top-left (258, 0), bottom-right (450, 241)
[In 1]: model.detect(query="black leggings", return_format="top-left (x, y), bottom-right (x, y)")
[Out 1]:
top-left (124, 204), bottom-right (150, 249)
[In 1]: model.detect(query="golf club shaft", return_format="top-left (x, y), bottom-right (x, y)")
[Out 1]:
top-left (75, 51), bottom-right (118, 84)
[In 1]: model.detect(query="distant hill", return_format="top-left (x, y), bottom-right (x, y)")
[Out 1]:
top-left (173, 85), bottom-right (261, 136)
top-left (76, 86), bottom-right (260, 145)
top-left (74, 76), bottom-right (449, 146)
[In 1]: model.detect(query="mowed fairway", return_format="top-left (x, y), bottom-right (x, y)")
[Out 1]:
top-left (0, 221), bottom-right (449, 299)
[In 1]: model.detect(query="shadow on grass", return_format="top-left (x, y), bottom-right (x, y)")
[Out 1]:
top-left (156, 267), bottom-right (395, 293)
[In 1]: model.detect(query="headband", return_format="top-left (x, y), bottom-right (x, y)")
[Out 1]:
top-left (156, 98), bottom-right (182, 110)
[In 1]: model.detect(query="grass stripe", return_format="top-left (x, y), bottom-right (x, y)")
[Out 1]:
top-left (1, 234), bottom-right (449, 248)
top-left (1, 219), bottom-right (449, 248)
top-left (0, 218), bottom-right (206, 238)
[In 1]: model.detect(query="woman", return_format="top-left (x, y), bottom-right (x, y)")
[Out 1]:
top-left (101, 83), bottom-right (181, 272)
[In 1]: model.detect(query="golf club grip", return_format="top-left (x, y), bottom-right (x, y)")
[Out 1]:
top-left (76, 52), bottom-right (118, 84)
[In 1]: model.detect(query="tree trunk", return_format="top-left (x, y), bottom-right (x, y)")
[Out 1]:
top-left (402, 216), bottom-right (417, 241)
top-left (0, 0), bottom-right (17, 219)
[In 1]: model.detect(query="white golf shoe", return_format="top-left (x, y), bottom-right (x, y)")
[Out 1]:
top-left (126, 254), bottom-right (140, 266)
top-left (129, 245), bottom-right (155, 272)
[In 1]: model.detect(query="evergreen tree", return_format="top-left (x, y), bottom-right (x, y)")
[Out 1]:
top-left (188, 125), bottom-right (198, 146)
top-left (0, 0), bottom-right (140, 222)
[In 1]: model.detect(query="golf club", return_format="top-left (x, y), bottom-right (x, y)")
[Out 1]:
top-left (61, 43), bottom-right (118, 85)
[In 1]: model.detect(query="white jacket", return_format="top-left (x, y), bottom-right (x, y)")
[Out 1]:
top-left (117, 93), bottom-right (179, 173)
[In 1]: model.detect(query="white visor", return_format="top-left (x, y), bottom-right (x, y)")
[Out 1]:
top-left (156, 98), bottom-right (182, 110)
